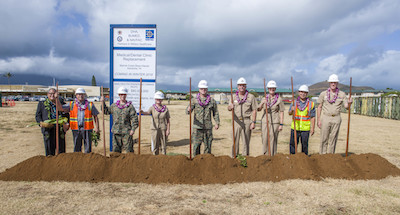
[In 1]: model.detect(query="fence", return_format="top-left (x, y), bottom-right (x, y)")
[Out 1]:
top-left (352, 96), bottom-right (400, 120)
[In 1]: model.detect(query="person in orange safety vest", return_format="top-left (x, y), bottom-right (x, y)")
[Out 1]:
top-left (61, 88), bottom-right (100, 153)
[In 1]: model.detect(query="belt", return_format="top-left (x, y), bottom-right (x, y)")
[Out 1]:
top-left (324, 113), bottom-right (338, 117)
top-left (237, 116), bottom-right (250, 121)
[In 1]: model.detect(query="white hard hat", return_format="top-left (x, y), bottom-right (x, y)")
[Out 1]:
top-left (198, 80), bottom-right (208, 89)
top-left (328, 74), bottom-right (339, 82)
top-left (237, 77), bottom-right (247, 85)
top-left (117, 87), bottom-right (128, 94)
top-left (75, 88), bottom-right (86, 94)
top-left (267, 80), bottom-right (277, 88)
top-left (298, 85), bottom-right (309, 92)
top-left (154, 91), bottom-right (164, 99)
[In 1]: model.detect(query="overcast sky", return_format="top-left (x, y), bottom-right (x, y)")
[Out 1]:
top-left (1, 0), bottom-right (400, 90)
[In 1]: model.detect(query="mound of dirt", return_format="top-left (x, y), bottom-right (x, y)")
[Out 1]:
top-left (1, 153), bottom-right (399, 184)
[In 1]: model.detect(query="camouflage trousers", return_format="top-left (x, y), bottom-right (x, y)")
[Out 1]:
top-left (113, 134), bottom-right (134, 153)
top-left (192, 129), bottom-right (213, 156)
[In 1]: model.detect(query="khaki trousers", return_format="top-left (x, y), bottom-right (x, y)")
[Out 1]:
top-left (232, 118), bottom-right (252, 157)
top-left (320, 115), bottom-right (342, 154)
top-left (151, 129), bottom-right (167, 155)
top-left (261, 122), bottom-right (279, 156)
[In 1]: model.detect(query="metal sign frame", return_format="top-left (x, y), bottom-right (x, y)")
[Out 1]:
top-left (110, 24), bottom-right (157, 151)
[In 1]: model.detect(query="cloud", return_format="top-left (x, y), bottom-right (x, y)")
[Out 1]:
top-left (349, 50), bottom-right (400, 88)
top-left (0, 0), bottom-right (56, 57)
top-left (0, 47), bottom-right (108, 82)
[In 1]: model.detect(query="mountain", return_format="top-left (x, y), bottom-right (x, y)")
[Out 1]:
top-left (308, 81), bottom-right (374, 96)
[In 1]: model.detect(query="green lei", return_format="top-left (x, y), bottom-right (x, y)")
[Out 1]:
top-left (43, 98), bottom-right (65, 139)
top-left (43, 98), bottom-right (52, 119)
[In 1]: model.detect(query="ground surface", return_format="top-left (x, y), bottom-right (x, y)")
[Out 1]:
top-left (1, 101), bottom-right (400, 214)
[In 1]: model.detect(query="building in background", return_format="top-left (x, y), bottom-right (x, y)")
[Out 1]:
top-left (0, 85), bottom-right (109, 100)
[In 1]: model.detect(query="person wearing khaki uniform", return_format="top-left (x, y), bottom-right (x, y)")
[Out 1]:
top-left (141, 91), bottom-right (170, 155)
top-left (257, 80), bottom-right (284, 156)
top-left (317, 74), bottom-right (352, 154)
top-left (228, 77), bottom-right (257, 157)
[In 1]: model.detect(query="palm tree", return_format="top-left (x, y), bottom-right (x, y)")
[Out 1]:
top-left (3, 72), bottom-right (13, 89)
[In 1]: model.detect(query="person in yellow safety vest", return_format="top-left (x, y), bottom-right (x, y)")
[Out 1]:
top-left (288, 85), bottom-right (315, 155)
top-left (60, 88), bottom-right (100, 153)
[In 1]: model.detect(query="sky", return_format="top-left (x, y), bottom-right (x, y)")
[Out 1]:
top-left (1, 0), bottom-right (400, 90)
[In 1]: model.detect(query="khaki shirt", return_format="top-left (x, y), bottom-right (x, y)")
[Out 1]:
top-left (230, 93), bottom-right (257, 120)
top-left (260, 95), bottom-right (285, 124)
top-left (147, 105), bottom-right (170, 130)
top-left (318, 90), bottom-right (348, 116)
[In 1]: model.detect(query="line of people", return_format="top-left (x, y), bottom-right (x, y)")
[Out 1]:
top-left (35, 73), bottom-right (352, 157)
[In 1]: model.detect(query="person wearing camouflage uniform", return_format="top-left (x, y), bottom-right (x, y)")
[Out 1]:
top-left (187, 80), bottom-right (220, 156)
top-left (101, 87), bottom-right (138, 153)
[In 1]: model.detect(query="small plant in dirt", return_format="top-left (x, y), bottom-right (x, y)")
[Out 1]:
top-left (236, 154), bottom-right (247, 167)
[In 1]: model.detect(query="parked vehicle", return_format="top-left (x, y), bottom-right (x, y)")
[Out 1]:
top-left (14, 95), bottom-right (22, 101)
top-left (29, 96), bottom-right (40, 101)
top-left (87, 96), bottom-right (100, 102)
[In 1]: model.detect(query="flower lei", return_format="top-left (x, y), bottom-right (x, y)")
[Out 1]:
top-left (296, 96), bottom-right (309, 111)
top-left (116, 100), bottom-right (131, 109)
top-left (197, 93), bottom-right (211, 107)
top-left (44, 98), bottom-right (56, 119)
top-left (326, 88), bottom-right (339, 104)
top-left (266, 94), bottom-right (279, 108)
top-left (75, 99), bottom-right (89, 111)
top-left (153, 104), bottom-right (166, 112)
top-left (236, 90), bottom-right (248, 104)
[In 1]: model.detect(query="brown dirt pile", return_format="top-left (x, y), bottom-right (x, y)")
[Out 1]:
top-left (1, 153), bottom-right (399, 184)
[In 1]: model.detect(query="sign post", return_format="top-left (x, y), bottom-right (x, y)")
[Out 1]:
top-left (110, 24), bottom-right (157, 151)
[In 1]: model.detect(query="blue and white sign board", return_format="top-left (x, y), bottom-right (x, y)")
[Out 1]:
top-left (113, 28), bottom-right (156, 47)
top-left (110, 24), bottom-right (157, 151)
